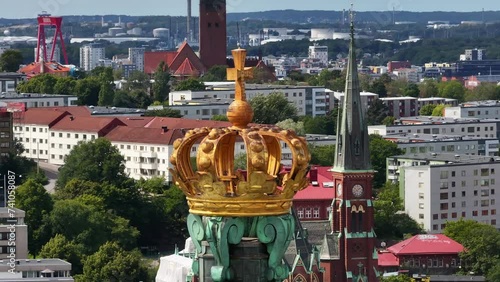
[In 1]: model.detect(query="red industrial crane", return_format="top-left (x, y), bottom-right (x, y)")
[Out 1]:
top-left (36, 12), bottom-right (69, 65)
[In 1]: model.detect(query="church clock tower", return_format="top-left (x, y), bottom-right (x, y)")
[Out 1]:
top-left (330, 7), bottom-right (379, 282)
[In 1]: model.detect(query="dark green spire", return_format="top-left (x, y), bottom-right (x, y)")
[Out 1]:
top-left (333, 8), bottom-right (371, 171)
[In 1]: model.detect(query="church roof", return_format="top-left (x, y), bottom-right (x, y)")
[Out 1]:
top-left (144, 42), bottom-right (206, 76)
top-left (174, 58), bottom-right (200, 77)
top-left (388, 234), bottom-right (464, 255)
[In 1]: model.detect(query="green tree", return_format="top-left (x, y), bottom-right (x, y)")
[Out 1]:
top-left (39, 234), bottom-right (85, 275)
top-left (419, 104), bottom-right (438, 115)
top-left (276, 119), bottom-right (305, 135)
top-left (302, 116), bottom-right (335, 135)
top-left (152, 61), bottom-right (171, 102)
top-left (419, 79), bottom-right (439, 98)
top-left (444, 219), bottom-right (500, 276)
top-left (431, 104), bottom-right (447, 116)
top-left (250, 92), bottom-right (298, 124)
top-left (56, 138), bottom-right (128, 188)
top-left (130, 89), bottom-right (153, 108)
top-left (366, 99), bottom-right (389, 126)
top-left (0, 49), bottom-right (23, 72)
top-left (368, 79), bottom-right (388, 97)
top-left (438, 80), bottom-right (466, 102)
top-left (47, 195), bottom-right (140, 253)
top-left (16, 73), bottom-right (58, 94)
top-left (77, 241), bottom-right (150, 282)
top-left (487, 264), bottom-right (500, 282)
top-left (112, 90), bottom-right (136, 108)
top-left (403, 83), bottom-right (420, 97)
top-left (98, 83), bottom-right (115, 106)
top-left (125, 70), bottom-right (150, 91)
top-left (465, 83), bottom-right (500, 101)
top-left (369, 134), bottom-right (404, 189)
top-left (234, 153), bottom-right (247, 170)
top-left (211, 114), bottom-right (229, 121)
top-left (174, 78), bottom-right (206, 91)
top-left (136, 177), bottom-right (168, 195)
top-left (54, 76), bottom-right (77, 95)
top-left (75, 77), bottom-right (101, 106)
top-left (382, 116), bottom-right (395, 126)
top-left (144, 107), bottom-right (182, 117)
top-left (379, 275), bottom-right (412, 282)
top-left (309, 145), bottom-right (335, 166)
top-left (15, 178), bottom-right (53, 257)
top-left (374, 182), bottom-right (423, 240)
top-left (202, 65), bottom-right (228, 82)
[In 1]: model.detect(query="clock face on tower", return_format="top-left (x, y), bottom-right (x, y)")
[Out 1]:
top-left (337, 183), bottom-right (342, 196)
top-left (352, 184), bottom-right (364, 198)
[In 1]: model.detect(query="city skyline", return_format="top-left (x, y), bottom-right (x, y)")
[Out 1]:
top-left (1, 0), bottom-right (500, 19)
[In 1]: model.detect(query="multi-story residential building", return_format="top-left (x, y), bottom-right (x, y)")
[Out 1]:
top-left (0, 109), bottom-right (14, 158)
top-left (169, 86), bottom-right (331, 117)
top-left (79, 43), bottom-right (105, 71)
top-left (128, 47), bottom-right (145, 72)
top-left (0, 259), bottom-right (73, 281)
top-left (0, 73), bottom-right (26, 94)
top-left (399, 153), bottom-right (500, 233)
top-left (445, 100), bottom-right (500, 119)
top-left (369, 117), bottom-right (500, 139)
top-left (393, 68), bottom-right (419, 83)
top-left (1, 93), bottom-right (77, 108)
top-left (308, 44), bottom-right (328, 67)
top-left (380, 97), bottom-right (418, 118)
top-left (0, 208), bottom-right (27, 260)
top-left (460, 48), bottom-right (485, 61)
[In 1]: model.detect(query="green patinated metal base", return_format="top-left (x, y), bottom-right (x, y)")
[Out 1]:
top-left (187, 213), bottom-right (295, 282)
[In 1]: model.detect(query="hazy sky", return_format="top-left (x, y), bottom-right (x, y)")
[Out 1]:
top-left (1, 0), bottom-right (500, 18)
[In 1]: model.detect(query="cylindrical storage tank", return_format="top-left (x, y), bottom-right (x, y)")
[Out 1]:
top-left (109, 27), bottom-right (123, 37)
top-left (131, 27), bottom-right (142, 36)
top-left (311, 28), bottom-right (334, 40)
top-left (153, 28), bottom-right (170, 38)
top-left (333, 32), bottom-right (350, 40)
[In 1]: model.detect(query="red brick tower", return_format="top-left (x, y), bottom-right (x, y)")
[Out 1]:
top-left (330, 9), bottom-right (379, 282)
top-left (199, 0), bottom-right (227, 68)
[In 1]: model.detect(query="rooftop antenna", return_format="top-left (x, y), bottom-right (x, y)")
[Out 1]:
top-left (237, 22), bottom-right (241, 47)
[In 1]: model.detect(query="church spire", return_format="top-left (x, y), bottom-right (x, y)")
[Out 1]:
top-left (333, 5), bottom-right (371, 171)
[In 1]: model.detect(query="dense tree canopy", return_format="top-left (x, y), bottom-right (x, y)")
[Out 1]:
top-left (202, 65), bottom-right (228, 82)
top-left (152, 61), bottom-right (171, 102)
top-left (276, 119), bottom-right (305, 136)
top-left (250, 92), bottom-right (298, 124)
top-left (174, 78), bottom-right (206, 91)
top-left (56, 138), bottom-right (128, 188)
top-left (374, 182), bottom-right (423, 240)
top-left (144, 107), bottom-right (182, 117)
top-left (0, 49), bottom-right (23, 72)
top-left (366, 99), bottom-right (389, 126)
top-left (39, 234), bottom-right (85, 275)
top-left (369, 134), bottom-right (404, 189)
top-left (15, 179), bottom-right (53, 256)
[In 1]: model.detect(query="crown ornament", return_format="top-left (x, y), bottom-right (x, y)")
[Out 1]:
top-left (169, 48), bottom-right (311, 217)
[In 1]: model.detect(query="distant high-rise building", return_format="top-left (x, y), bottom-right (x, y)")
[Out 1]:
top-left (460, 48), bottom-right (486, 61)
top-left (80, 43), bottom-right (105, 71)
top-left (128, 47), bottom-right (145, 72)
top-left (34, 43), bottom-right (61, 63)
top-left (308, 44), bottom-right (328, 67)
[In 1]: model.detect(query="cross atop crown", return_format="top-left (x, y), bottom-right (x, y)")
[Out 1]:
top-left (227, 47), bottom-right (254, 102)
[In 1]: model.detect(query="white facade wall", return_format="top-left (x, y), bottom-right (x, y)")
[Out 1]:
top-left (445, 106), bottom-right (500, 119)
top-left (48, 130), bottom-right (97, 165)
top-left (14, 124), bottom-right (50, 161)
top-left (80, 44), bottom-right (105, 71)
top-left (308, 45), bottom-right (328, 66)
top-left (404, 163), bottom-right (500, 233)
top-left (369, 122), bottom-right (499, 139)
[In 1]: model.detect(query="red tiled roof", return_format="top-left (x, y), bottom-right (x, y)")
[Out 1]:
top-left (169, 42), bottom-right (206, 74)
top-left (105, 126), bottom-right (184, 145)
top-left (294, 167), bottom-right (335, 200)
top-left (33, 106), bottom-right (91, 117)
top-left (388, 234), bottom-right (464, 255)
top-left (174, 58), bottom-right (200, 77)
top-left (144, 117), bottom-right (232, 129)
top-left (144, 51), bottom-right (177, 74)
top-left (378, 251), bottom-right (400, 267)
top-left (21, 108), bottom-right (70, 126)
top-left (51, 116), bottom-right (125, 134)
top-left (116, 116), bottom-right (155, 128)
top-left (18, 61), bottom-right (70, 79)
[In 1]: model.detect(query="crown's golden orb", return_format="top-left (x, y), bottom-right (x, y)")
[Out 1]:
top-left (169, 48), bottom-right (311, 217)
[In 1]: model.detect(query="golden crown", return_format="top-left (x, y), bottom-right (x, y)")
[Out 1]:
top-left (169, 48), bottom-right (311, 217)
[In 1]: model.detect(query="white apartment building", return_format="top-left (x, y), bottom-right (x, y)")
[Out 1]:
top-left (0, 259), bottom-right (73, 281)
top-left (308, 44), bottom-right (328, 67)
top-left (128, 47), bottom-right (145, 72)
top-left (169, 86), bottom-right (331, 117)
top-left (445, 101), bottom-right (500, 119)
top-left (80, 43), bottom-right (105, 71)
top-left (369, 117), bottom-right (500, 139)
top-left (401, 153), bottom-right (499, 233)
top-left (460, 48), bottom-right (485, 61)
top-left (0, 208), bottom-right (27, 260)
top-left (2, 93), bottom-right (77, 108)
top-left (34, 44), bottom-right (60, 63)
